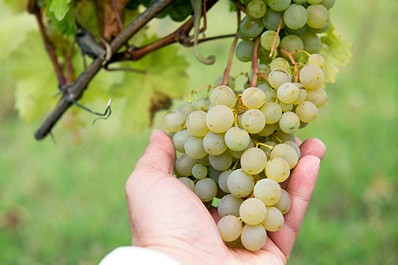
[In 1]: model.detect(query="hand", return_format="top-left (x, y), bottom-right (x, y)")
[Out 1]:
top-left (125, 130), bottom-right (326, 265)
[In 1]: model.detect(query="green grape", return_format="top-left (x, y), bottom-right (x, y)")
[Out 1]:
top-left (227, 169), bottom-right (255, 198)
top-left (241, 224), bottom-right (267, 251)
top-left (279, 102), bottom-right (294, 112)
top-left (218, 194), bottom-right (243, 217)
top-left (178, 177), bottom-right (195, 191)
top-left (308, 53), bottom-right (325, 67)
top-left (270, 57), bottom-right (291, 72)
top-left (280, 34), bottom-right (304, 58)
top-left (258, 83), bottom-right (277, 102)
top-left (246, 0), bottom-right (267, 19)
top-left (206, 105), bottom-right (234, 133)
top-left (209, 152), bottom-right (233, 171)
top-left (307, 0), bottom-right (322, 4)
top-left (186, 110), bottom-right (209, 137)
top-left (262, 9), bottom-right (284, 31)
top-left (254, 178), bottom-right (282, 206)
top-left (225, 127), bottom-right (251, 151)
top-left (284, 140), bottom-right (301, 157)
top-left (241, 147), bottom-right (268, 175)
top-left (268, 0), bottom-right (291, 11)
top-left (307, 19), bottom-right (331, 33)
top-left (279, 111), bottom-right (300, 134)
top-left (299, 64), bottom-right (324, 89)
top-left (277, 82), bottom-right (299, 104)
top-left (228, 141), bottom-right (255, 159)
top-left (320, 0), bottom-right (336, 9)
top-left (238, 16), bottom-right (264, 38)
top-left (260, 102), bottom-right (282, 124)
top-left (268, 69), bottom-right (291, 89)
top-left (210, 85), bottom-right (237, 108)
top-left (172, 129), bottom-right (189, 153)
top-left (274, 189), bottom-right (291, 214)
top-left (306, 87), bottom-right (327, 107)
top-left (235, 40), bottom-right (254, 62)
top-left (283, 4), bottom-right (308, 30)
top-left (260, 30), bottom-right (280, 51)
top-left (164, 111), bottom-right (186, 133)
top-left (306, 4), bottom-right (330, 29)
top-left (295, 101), bottom-right (318, 123)
top-left (192, 163), bottom-right (208, 180)
top-left (218, 170), bottom-right (233, 193)
top-left (192, 98), bottom-right (210, 111)
top-left (265, 157), bottom-right (290, 182)
top-left (208, 166), bottom-right (221, 182)
top-left (178, 102), bottom-right (195, 117)
top-left (293, 0), bottom-right (307, 4)
top-left (194, 178), bottom-right (218, 202)
top-left (262, 207), bottom-right (284, 232)
top-left (203, 131), bottom-right (228, 156)
top-left (299, 31), bottom-right (321, 53)
top-left (272, 130), bottom-right (296, 142)
top-left (240, 198), bottom-right (267, 225)
top-left (292, 86), bottom-right (307, 104)
top-left (241, 109), bottom-right (266, 134)
top-left (257, 123), bottom-right (277, 137)
top-left (184, 135), bottom-right (207, 159)
top-left (242, 87), bottom-right (266, 109)
top-left (168, 0), bottom-right (193, 22)
top-left (270, 143), bottom-right (299, 169)
top-left (218, 215), bottom-right (243, 242)
top-left (175, 153), bottom-right (197, 177)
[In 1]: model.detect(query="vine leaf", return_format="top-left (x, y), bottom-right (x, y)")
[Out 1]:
top-left (49, 0), bottom-right (72, 20)
top-left (95, 0), bottom-right (128, 41)
top-left (321, 26), bottom-right (352, 83)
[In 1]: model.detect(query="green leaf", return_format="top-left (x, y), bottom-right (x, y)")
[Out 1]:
top-left (321, 26), bottom-right (352, 83)
top-left (49, 0), bottom-right (72, 21)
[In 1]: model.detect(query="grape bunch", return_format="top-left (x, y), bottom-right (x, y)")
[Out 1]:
top-left (164, 0), bottom-right (335, 251)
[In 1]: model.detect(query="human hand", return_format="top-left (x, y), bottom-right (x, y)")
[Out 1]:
top-left (125, 130), bottom-right (326, 265)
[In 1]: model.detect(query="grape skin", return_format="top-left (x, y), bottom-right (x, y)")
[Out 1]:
top-left (241, 224), bottom-right (267, 251)
top-left (218, 215), bottom-right (242, 242)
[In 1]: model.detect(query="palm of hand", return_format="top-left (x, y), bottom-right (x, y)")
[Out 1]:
top-left (126, 131), bottom-right (325, 265)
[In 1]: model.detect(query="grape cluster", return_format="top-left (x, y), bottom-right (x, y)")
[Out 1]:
top-left (163, 0), bottom-right (334, 252)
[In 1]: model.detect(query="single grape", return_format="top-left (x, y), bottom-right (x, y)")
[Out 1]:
top-left (279, 111), bottom-right (300, 134)
top-left (192, 163), bottom-right (208, 180)
top-left (295, 101), bottom-right (318, 123)
top-left (277, 82), bottom-right (299, 104)
top-left (194, 178), bottom-right (218, 202)
top-left (306, 4), bottom-right (330, 29)
top-left (186, 110), bottom-right (209, 137)
top-left (210, 85), bottom-right (237, 108)
top-left (299, 64), bottom-right (324, 89)
top-left (218, 194), bottom-right (243, 217)
top-left (178, 177), bottom-right (195, 191)
top-left (306, 87), bottom-right (328, 107)
top-left (175, 153), bottom-right (197, 177)
top-left (260, 30), bottom-right (280, 51)
top-left (235, 40), bottom-right (254, 62)
top-left (203, 131), bottom-right (228, 156)
top-left (241, 224), bottom-right (267, 251)
top-left (225, 127), bottom-right (251, 151)
top-left (241, 147), bottom-right (268, 175)
top-left (258, 83), bottom-right (277, 102)
top-left (254, 178), bottom-right (282, 206)
top-left (172, 129), bottom-right (189, 153)
top-left (265, 157), bottom-right (291, 182)
top-left (218, 170), bottom-right (232, 193)
top-left (246, 0), bottom-right (267, 19)
top-left (206, 105), bottom-right (234, 133)
top-left (320, 0), bottom-right (336, 9)
top-left (260, 102), bottom-right (282, 124)
top-left (274, 189), bottom-right (291, 214)
top-left (241, 87), bottom-right (266, 109)
top-left (209, 152), bottom-right (233, 171)
top-left (270, 57), bottom-right (291, 72)
top-left (268, 69), bottom-right (291, 89)
top-left (292, 87), bottom-right (307, 104)
top-left (239, 198), bottom-right (267, 225)
top-left (284, 140), bottom-right (301, 157)
top-left (227, 169), bottom-right (255, 198)
top-left (218, 215), bottom-right (243, 242)
top-left (279, 102), bottom-right (294, 112)
top-left (208, 166), bottom-right (221, 182)
top-left (283, 4), bottom-right (307, 30)
top-left (241, 109), bottom-right (266, 134)
top-left (262, 207), bottom-right (284, 232)
top-left (184, 135), bottom-right (207, 159)
top-left (308, 53), bottom-right (325, 67)
top-left (257, 123), bottom-right (277, 137)
top-left (270, 143), bottom-right (299, 169)
top-left (164, 111), bottom-right (186, 133)
top-left (238, 16), bottom-right (264, 38)
top-left (299, 31), bottom-right (321, 53)
top-left (262, 9), bottom-right (284, 31)
top-left (280, 34), bottom-right (304, 59)
top-left (178, 102), bottom-right (195, 117)
top-left (268, 0), bottom-right (291, 11)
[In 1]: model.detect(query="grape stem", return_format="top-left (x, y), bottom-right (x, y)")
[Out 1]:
top-left (255, 141), bottom-right (274, 150)
top-left (279, 48), bottom-right (299, 82)
top-left (269, 18), bottom-right (283, 58)
top-left (250, 37), bottom-right (260, 87)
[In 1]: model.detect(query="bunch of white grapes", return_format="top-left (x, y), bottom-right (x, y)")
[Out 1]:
top-left (163, 0), bottom-right (334, 252)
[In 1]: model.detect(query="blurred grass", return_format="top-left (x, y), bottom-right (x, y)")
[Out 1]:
top-left (1, 0), bottom-right (398, 264)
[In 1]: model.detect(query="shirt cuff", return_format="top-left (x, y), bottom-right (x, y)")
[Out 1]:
top-left (99, 246), bottom-right (181, 265)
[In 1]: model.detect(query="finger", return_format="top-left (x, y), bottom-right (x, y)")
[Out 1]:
top-left (299, 138), bottom-right (326, 160)
top-left (268, 155), bottom-right (321, 258)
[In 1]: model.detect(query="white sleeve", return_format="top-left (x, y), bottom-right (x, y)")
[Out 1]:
top-left (99, 246), bottom-right (181, 265)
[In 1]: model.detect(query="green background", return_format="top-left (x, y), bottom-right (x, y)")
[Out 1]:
top-left (1, 1), bottom-right (397, 264)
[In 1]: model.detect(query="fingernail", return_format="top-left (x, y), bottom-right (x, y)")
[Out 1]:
top-left (311, 155), bottom-right (321, 164)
